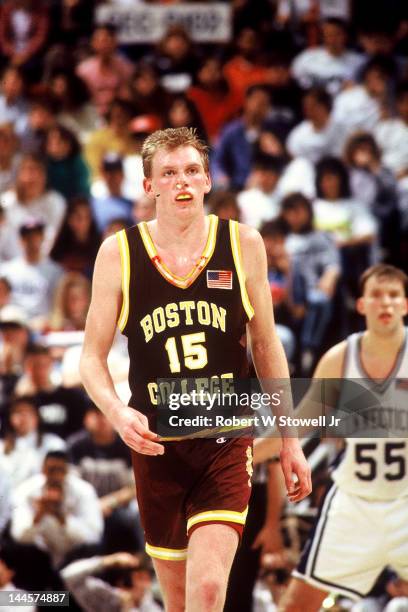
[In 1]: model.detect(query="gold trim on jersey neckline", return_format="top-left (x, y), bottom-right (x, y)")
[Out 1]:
top-left (138, 214), bottom-right (219, 289)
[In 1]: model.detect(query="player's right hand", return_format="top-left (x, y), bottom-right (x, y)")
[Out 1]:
top-left (113, 406), bottom-right (165, 456)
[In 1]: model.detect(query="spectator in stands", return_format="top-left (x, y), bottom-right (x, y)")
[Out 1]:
top-left (0, 0), bottom-right (49, 81)
top-left (187, 56), bottom-right (242, 144)
top-left (357, 21), bottom-right (400, 73)
top-left (62, 552), bottom-right (162, 612)
top-left (0, 123), bottom-right (20, 195)
top-left (151, 24), bottom-right (200, 94)
top-left (214, 85), bottom-right (284, 190)
top-left (1, 154), bottom-right (65, 254)
top-left (267, 53), bottom-right (303, 128)
top-left (85, 98), bottom-right (136, 178)
top-left (164, 95), bottom-right (208, 143)
top-left (280, 193), bottom-right (340, 372)
top-left (49, 69), bottom-right (100, 143)
top-left (237, 154), bottom-right (284, 228)
top-left (287, 87), bottom-right (341, 163)
top-left (344, 132), bottom-right (401, 265)
top-left (47, 272), bottom-right (91, 332)
top-left (68, 403), bottom-right (142, 553)
top-left (44, 124), bottom-right (90, 201)
top-left (0, 220), bottom-right (62, 321)
top-left (260, 219), bottom-right (296, 361)
top-left (19, 95), bottom-right (59, 155)
top-left (10, 450), bottom-right (103, 567)
top-left (222, 27), bottom-right (273, 102)
top-left (76, 24), bottom-right (134, 117)
top-left (0, 66), bottom-right (29, 136)
top-left (50, 197), bottom-right (101, 276)
top-left (291, 18), bottom-right (364, 95)
top-left (207, 190), bottom-right (241, 221)
top-left (0, 305), bottom-right (30, 406)
top-left (374, 79), bottom-right (408, 178)
top-left (14, 344), bottom-right (90, 439)
top-left (0, 396), bottom-right (66, 489)
top-left (314, 156), bottom-right (378, 297)
top-left (90, 154), bottom-right (133, 233)
top-left (123, 61), bottom-right (170, 122)
top-left (332, 55), bottom-right (396, 142)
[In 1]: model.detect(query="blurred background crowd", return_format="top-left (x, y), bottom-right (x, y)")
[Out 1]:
top-left (0, 0), bottom-right (407, 610)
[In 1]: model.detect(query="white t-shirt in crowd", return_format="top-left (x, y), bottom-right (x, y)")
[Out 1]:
top-left (291, 47), bottom-right (364, 95)
top-left (286, 118), bottom-right (343, 163)
top-left (0, 256), bottom-right (62, 319)
top-left (332, 85), bottom-right (381, 140)
top-left (374, 118), bottom-right (408, 175)
top-left (237, 188), bottom-right (280, 229)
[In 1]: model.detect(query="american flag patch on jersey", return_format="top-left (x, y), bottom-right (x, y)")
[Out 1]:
top-left (207, 270), bottom-right (233, 289)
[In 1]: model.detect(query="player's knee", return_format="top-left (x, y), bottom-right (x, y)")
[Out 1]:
top-left (192, 574), bottom-right (225, 610)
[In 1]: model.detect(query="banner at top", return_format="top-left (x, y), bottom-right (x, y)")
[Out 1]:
top-left (96, 3), bottom-right (232, 44)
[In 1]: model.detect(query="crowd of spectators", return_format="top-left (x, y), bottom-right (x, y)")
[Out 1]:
top-left (0, 0), bottom-right (407, 610)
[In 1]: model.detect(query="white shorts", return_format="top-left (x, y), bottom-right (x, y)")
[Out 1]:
top-left (293, 484), bottom-right (408, 600)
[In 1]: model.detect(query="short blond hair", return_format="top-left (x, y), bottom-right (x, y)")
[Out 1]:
top-left (141, 127), bottom-right (209, 178)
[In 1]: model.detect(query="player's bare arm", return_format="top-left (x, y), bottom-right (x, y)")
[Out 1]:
top-left (291, 341), bottom-right (346, 431)
top-left (239, 224), bottom-right (312, 502)
top-left (79, 236), bottom-right (164, 456)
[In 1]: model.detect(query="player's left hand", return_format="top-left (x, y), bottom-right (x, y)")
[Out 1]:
top-left (280, 439), bottom-right (312, 502)
top-left (252, 523), bottom-right (287, 568)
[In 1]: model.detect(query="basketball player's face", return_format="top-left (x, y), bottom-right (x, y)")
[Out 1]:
top-left (144, 145), bottom-right (211, 216)
top-left (357, 276), bottom-right (408, 334)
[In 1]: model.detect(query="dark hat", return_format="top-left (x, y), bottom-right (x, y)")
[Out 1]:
top-left (102, 152), bottom-right (123, 172)
top-left (19, 218), bottom-right (45, 236)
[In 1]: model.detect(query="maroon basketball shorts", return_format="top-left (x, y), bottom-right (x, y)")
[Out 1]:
top-left (131, 436), bottom-right (253, 561)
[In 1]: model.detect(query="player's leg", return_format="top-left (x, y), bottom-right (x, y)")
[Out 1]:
top-left (152, 558), bottom-right (186, 612)
top-left (185, 524), bottom-right (239, 612)
top-left (278, 576), bottom-right (327, 612)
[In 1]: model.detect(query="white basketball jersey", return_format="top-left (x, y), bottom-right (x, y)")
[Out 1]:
top-left (331, 329), bottom-right (408, 500)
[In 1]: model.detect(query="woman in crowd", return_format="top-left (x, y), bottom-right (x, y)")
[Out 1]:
top-left (50, 196), bottom-right (100, 277)
top-left (49, 69), bottom-right (100, 142)
top-left (187, 56), bottom-right (242, 144)
top-left (47, 272), bottom-right (91, 332)
top-left (0, 396), bottom-right (65, 489)
top-left (121, 61), bottom-right (170, 123)
top-left (314, 156), bottom-right (378, 298)
top-left (44, 124), bottom-right (90, 201)
top-left (344, 131), bottom-right (401, 266)
top-left (280, 193), bottom-right (341, 373)
top-left (164, 94), bottom-right (208, 144)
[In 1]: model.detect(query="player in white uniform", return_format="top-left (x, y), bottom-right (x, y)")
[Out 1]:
top-left (279, 264), bottom-right (408, 611)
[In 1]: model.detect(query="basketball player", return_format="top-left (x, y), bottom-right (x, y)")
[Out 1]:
top-left (279, 264), bottom-right (408, 611)
top-left (80, 127), bottom-right (311, 612)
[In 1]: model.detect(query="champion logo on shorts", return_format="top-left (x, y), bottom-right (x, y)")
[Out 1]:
top-left (207, 270), bottom-right (233, 290)
top-left (216, 437), bottom-right (227, 444)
